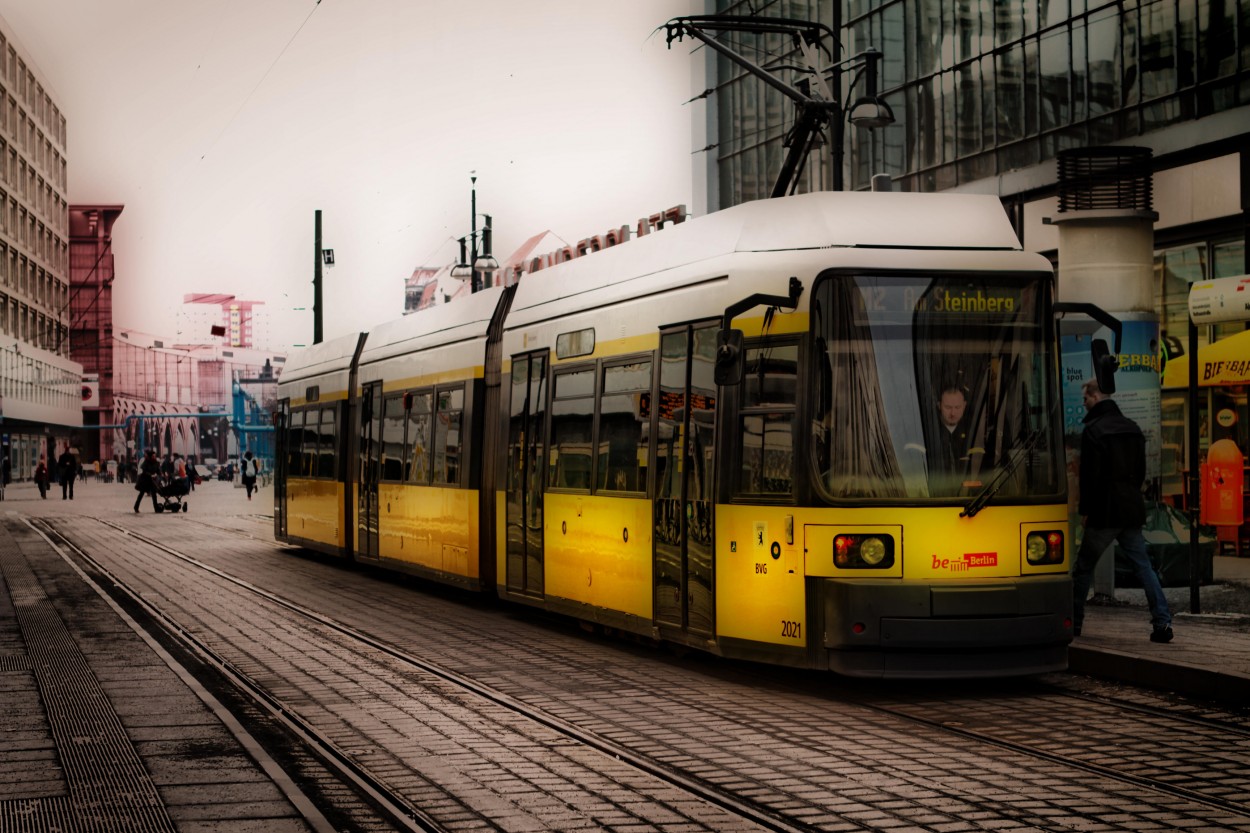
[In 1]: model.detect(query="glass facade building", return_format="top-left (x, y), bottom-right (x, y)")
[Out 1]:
top-left (708, 0), bottom-right (1249, 198)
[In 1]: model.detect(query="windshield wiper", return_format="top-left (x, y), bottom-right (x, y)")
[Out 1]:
top-left (961, 427), bottom-right (1047, 518)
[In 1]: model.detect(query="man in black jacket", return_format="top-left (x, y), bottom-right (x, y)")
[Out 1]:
top-left (1073, 379), bottom-right (1173, 642)
top-left (57, 447), bottom-right (77, 500)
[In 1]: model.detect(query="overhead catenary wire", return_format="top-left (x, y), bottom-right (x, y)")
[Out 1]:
top-left (199, 0), bottom-right (324, 162)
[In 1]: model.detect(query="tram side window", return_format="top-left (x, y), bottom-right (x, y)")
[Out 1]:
top-left (597, 360), bottom-right (651, 493)
top-left (738, 342), bottom-right (798, 496)
top-left (550, 366), bottom-right (595, 491)
top-left (432, 386), bottom-right (464, 486)
top-left (287, 409), bottom-right (305, 476)
top-left (301, 409), bottom-right (320, 477)
top-left (381, 395), bottom-right (405, 481)
top-left (318, 406), bottom-right (337, 478)
top-left (405, 390), bottom-right (432, 485)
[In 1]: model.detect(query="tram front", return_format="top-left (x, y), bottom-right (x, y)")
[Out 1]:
top-left (802, 268), bottom-right (1072, 677)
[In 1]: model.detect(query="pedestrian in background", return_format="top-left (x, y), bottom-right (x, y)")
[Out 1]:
top-left (57, 447), bottom-right (77, 500)
top-left (1072, 379), bottom-right (1173, 643)
top-left (34, 456), bottom-right (49, 499)
top-left (1, 455), bottom-right (9, 501)
top-left (241, 450), bottom-right (258, 501)
top-left (134, 449), bottom-right (161, 513)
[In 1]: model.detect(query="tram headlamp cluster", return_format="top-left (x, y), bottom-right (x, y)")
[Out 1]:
top-left (834, 534), bottom-right (894, 569)
top-left (1026, 531), bottom-right (1065, 565)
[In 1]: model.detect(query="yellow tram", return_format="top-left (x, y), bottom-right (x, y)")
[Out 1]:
top-left (276, 191), bottom-right (1075, 677)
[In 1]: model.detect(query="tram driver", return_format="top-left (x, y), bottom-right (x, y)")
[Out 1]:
top-left (928, 382), bottom-right (975, 495)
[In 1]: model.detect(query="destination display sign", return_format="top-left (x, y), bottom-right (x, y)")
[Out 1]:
top-left (854, 280), bottom-right (1025, 320)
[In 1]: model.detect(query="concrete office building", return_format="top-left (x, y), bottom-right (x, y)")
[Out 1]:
top-left (0, 16), bottom-right (82, 482)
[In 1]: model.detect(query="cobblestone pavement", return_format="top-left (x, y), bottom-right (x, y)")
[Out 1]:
top-left (7, 479), bottom-right (1250, 832)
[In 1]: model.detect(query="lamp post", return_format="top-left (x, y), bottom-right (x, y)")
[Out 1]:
top-left (831, 48), bottom-right (895, 193)
top-left (449, 174), bottom-right (500, 293)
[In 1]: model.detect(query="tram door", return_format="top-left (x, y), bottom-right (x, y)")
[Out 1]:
top-left (273, 399), bottom-right (289, 538)
top-left (505, 353), bottom-right (547, 596)
top-left (654, 324), bottom-right (717, 635)
top-left (357, 381), bottom-right (382, 561)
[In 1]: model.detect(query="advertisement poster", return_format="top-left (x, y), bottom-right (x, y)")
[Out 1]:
top-left (1060, 312), bottom-right (1161, 481)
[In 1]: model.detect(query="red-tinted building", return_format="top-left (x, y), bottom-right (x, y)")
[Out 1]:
top-left (68, 205), bottom-right (121, 465)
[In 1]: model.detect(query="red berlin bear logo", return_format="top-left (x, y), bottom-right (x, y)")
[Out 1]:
top-left (932, 553), bottom-right (998, 571)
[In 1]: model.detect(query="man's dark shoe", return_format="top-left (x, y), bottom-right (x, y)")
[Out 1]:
top-left (1150, 626), bottom-right (1173, 643)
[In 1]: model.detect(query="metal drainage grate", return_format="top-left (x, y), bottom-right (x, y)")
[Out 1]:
top-left (0, 537), bottom-right (177, 833)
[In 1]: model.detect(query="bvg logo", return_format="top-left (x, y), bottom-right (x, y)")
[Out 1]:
top-left (932, 553), bottom-right (998, 572)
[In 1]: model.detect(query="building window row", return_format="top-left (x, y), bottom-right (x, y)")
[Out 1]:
top-left (0, 95), bottom-right (68, 198)
top-left (0, 38), bottom-right (67, 149)
top-left (0, 193), bottom-right (67, 276)
top-left (848, 0), bottom-right (1250, 191)
top-left (0, 292), bottom-right (68, 352)
top-left (0, 241), bottom-right (69, 321)
top-left (0, 344), bottom-right (78, 411)
top-left (0, 140), bottom-right (69, 233)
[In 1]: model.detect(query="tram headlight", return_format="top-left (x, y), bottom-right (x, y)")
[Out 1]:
top-left (1026, 530), bottom-right (1065, 565)
top-left (860, 537), bottom-right (887, 566)
top-left (833, 533), bottom-right (895, 569)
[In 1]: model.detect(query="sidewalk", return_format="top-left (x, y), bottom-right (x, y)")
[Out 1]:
top-left (0, 513), bottom-right (319, 832)
top-left (1069, 554), bottom-right (1250, 703)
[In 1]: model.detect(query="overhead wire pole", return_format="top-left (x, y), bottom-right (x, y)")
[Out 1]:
top-left (313, 210), bottom-right (323, 344)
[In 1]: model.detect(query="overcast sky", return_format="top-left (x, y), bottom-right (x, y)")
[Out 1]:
top-left (0, 0), bottom-right (697, 348)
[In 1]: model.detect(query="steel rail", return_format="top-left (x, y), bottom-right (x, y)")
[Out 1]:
top-left (125, 514), bottom-right (1250, 825)
top-left (77, 516), bottom-right (820, 833)
top-left (34, 518), bottom-right (451, 833)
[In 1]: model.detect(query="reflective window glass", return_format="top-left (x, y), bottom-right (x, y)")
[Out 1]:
top-left (381, 395), bottom-right (405, 481)
top-left (318, 406), bottom-right (336, 478)
top-left (433, 386), bottom-right (463, 486)
top-left (406, 391), bottom-right (432, 484)
top-left (597, 361), bottom-right (651, 493)
top-left (550, 368), bottom-right (594, 490)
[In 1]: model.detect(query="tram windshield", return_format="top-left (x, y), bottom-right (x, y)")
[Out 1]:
top-left (809, 272), bottom-right (1061, 503)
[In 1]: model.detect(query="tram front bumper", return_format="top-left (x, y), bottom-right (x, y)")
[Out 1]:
top-left (819, 575), bottom-right (1073, 678)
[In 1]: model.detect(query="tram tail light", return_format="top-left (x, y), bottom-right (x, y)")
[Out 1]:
top-left (1026, 530), bottom-right (1064, 565)
top-left (833, 534), bottom-right (895, 569)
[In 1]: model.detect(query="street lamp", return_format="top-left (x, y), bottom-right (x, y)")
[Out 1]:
top-left (449, 174), bottom-right (500, 293)
top-left (832, 48), bottom-right (895, 192)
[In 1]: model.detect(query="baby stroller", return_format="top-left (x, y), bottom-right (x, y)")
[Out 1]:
top-left (156, 474), bottom-right (189, 513)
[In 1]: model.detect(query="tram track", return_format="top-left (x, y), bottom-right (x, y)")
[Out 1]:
top-left (45, 513), bottom-right (1250, 833)
top-left (40, 516), bottom-right (821, 833)
top-left (834, 690), bottom-right (1250, 821)
top-left (31, 517), bottom-right (448, 833)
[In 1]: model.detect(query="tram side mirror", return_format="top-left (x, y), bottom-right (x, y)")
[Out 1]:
top-left (1091, 338), bottom-right (1118, 395)
top-left (714, 329), bottom-right (745, 386)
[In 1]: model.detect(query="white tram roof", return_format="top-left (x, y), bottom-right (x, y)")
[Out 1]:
top-left (279, 330), bottom-right (363, 384)
top-left (359, 285), bottom-right (506, 365)
top-left (505, 191), bottom-right (1029, 326)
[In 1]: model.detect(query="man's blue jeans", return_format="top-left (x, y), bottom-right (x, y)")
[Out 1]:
top-left (1073, 525), bottom-right (1172, 630)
